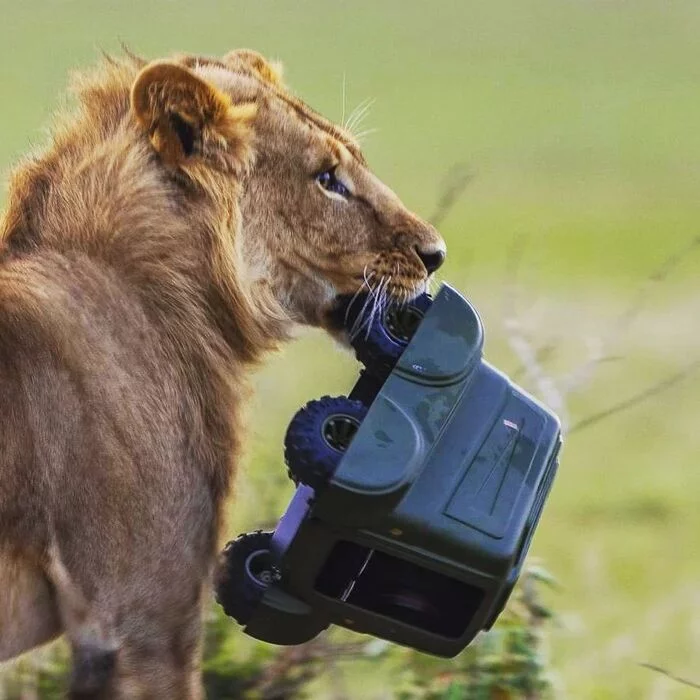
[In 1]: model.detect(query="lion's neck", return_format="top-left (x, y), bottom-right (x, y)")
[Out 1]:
top-left (0, 126), bottom-right (292, 367)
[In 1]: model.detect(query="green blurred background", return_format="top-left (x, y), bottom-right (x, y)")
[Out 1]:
top-left (1, 1), bottom-right (699, 697)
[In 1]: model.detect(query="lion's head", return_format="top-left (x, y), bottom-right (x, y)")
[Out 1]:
top-left (130, 50), bottom-right (446, 336)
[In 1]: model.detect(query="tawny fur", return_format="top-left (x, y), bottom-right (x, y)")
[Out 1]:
top-left (0, 49), bottom-right (445, 698)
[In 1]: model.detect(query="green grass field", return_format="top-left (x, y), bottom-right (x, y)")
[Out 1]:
top-left (2, 1), bottom-right (700, 697)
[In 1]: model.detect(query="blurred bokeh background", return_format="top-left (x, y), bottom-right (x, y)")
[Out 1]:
top-left (1, 1), bottom-right (699, 697)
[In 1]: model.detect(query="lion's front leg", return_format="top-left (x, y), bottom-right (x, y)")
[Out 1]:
top-left (45, 538), bottom-right (208, 700)
top-left (66, 620), bottom-right (204, 700)
top-left (0, 552), bottom-right (62, 662)
top-left (62, 590), bottom-right (206, 700)
top-left (104, 617), bottom-right (205, 700)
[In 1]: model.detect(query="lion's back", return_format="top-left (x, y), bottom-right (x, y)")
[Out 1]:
top-left (0, 251), bottom-right (208, 556)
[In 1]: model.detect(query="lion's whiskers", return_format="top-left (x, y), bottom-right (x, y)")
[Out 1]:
top-left (344, 97), bottom-right (375, 137)
top-left (349, 271), bottom-right (381, 340)
top-left (349, 291), bottom-right (374, 340)
top-left (349, 273), bottom-right (384, 342)
top-left (363, 275), bottom-right (391, 341)
top-left (353, 127), bottom-right (379, 145)
top-left (344, 266), bottom-right (374, 327)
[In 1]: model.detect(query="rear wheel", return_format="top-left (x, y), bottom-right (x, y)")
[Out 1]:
top-left (351, 293), bottom-right (432, 375)
top-left (215, 530), bottom-right (278, 625)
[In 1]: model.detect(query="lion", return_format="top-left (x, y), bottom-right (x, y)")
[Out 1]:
top-left (0, 49), bottom-right (446, 698)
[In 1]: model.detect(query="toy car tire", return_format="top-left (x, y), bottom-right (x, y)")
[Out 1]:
top-left (284, 396), bottom-right (368, 490)
top-left (351, 293), bottom-right (432, 374)
top-left (215, 530), bottom-right (278, 626)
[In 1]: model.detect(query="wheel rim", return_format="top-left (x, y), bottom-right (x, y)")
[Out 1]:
top-left (322, 414), bottom-right (361, 452)
top-left (245, 549), bottom-right (277, 587)
top-left (384, 304), bottom-right (425, 344)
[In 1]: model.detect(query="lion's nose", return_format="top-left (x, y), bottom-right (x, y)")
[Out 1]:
top-left (415, 246), bottom-right (446, 274)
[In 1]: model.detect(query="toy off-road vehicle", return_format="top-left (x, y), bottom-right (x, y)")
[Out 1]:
top-left (215, 284), bottom-right (561, 658)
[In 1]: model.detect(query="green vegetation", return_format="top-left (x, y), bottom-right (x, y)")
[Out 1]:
top-left (0, 566), bottom-right (558, 699)
top-left (1, 1), bottom-right (699, 697)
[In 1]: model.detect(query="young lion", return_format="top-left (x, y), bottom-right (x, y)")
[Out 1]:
top-left (0, 50), bottom-right (446, 698)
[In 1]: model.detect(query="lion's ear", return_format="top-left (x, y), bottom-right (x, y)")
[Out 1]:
top-left (131, 61), bottom-right (256, 174)
top-left (223, 49), bottom-right (285, 88)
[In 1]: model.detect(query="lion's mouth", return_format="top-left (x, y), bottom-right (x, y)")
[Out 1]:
top-left (322, 255), bottom-right (430, 341)
top-left (325, 276), bottom-right (427, 340)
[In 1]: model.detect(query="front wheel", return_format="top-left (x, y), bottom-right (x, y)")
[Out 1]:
top-left (284, 396), bottom-right (368, 490)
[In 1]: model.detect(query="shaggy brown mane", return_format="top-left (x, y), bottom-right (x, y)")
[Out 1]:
top-left (1, 52), bottom-right (287, 365)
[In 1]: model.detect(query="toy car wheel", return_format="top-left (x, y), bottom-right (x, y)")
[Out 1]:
top-left (215, 530), bottom-right (279, 625)
top-left (284, 396), bottom-right (368, 489)
top-left (351, 293), bottom-right (432, 374)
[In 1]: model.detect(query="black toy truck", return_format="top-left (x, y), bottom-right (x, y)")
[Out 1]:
top-left (216, 284), bottom-right (561, 658)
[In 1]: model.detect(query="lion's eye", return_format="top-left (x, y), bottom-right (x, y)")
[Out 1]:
top-left (316, 168), bottom-right (350, 198)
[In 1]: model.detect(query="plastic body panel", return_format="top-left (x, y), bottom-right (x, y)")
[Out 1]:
top-left (243, 284), bottom-right (561, 657)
